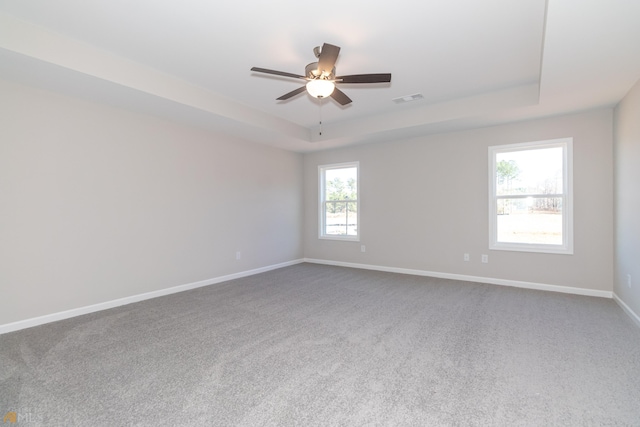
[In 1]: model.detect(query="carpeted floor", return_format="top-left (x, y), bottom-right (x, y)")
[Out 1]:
top-left (1, 263), bottom-right (639, 426)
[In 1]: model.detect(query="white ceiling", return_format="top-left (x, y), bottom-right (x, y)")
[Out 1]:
top-left (1, 0), bottom-right (639, 152)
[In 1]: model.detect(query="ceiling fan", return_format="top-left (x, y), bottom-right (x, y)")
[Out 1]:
top-left (250, 43), bottom-right (391, 106)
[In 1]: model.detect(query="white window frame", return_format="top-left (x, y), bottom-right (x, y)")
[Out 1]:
top-left (489, 138), bottom-right (573, 254)
top-left (319, 161), bottom-right (360, 241)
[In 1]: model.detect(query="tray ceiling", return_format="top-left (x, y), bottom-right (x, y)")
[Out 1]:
top-left (1, 0), bottom-right (639, 151)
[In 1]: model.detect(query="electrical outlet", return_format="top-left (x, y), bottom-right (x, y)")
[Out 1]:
top-left (361, 245), bottom-right (366, 253)
top-left (236, 251), bottom-right (241, 261)
top-left (481, 254), bottom-right (488, 263)
top-left (464, 253), bottom-right (470, 262)
top-left (628, 274), bottom-right (632, 289)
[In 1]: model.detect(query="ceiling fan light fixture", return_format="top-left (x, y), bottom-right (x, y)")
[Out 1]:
top-left (306, 79), bottom-right (335, 98)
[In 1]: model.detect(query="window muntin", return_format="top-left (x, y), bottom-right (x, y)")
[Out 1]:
top-left (319, 162), bottom-right (359, 241)
top-left (489, 138), bottom-right (573, 254)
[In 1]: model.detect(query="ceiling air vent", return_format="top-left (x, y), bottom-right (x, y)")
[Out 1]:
top-left (392, 93), bottom-right (424, 104)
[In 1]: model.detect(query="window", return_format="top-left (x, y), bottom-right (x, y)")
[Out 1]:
top-left (319, 162), bottom-right (359, 240)
top-left (489, 138), bottom-right (573, 254)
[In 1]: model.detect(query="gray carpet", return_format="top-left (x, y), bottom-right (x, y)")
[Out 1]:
top-left (1, 263), bottom-right (639, 426)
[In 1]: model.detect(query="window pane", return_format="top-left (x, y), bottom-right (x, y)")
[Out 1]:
top-left (324, 201), bottom-right (358, 236)
top-left (325, 201), bottom-right (348, 236)
top-left (496, 147), bottom-right (563, 196)
top-left (325, 167), bottom-right (357, 201)
top-left (497, 197), bottom-right (563, 244)
top-left (346, 201), bottom-right (358, 235)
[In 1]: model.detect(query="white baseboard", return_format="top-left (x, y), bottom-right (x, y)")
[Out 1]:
top-left (304, 258), bottom-right (613, 299)
top-left (613, 293), bottom-right (640, 328)
top-left (0, 259), bottom-right (304, 335)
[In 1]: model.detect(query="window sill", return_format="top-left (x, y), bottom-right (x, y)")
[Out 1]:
top-left (490, 242), bottom-right (573, 255)
top-left (319, 235), bottom-right (360, 242)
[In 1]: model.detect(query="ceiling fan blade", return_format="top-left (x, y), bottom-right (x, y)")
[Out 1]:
top-left (330, 87), bottom-right (352, 106)
top-left (251, 67), bottom-right (306, 80)
top-left (276, 86), bottom-right (307, 101)
top-left (318, 43), bottom-right (341, 73)
top-left (337, 73), bottom-right (392, 84)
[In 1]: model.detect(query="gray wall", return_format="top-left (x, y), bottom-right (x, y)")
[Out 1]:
top-left (304, 109), bottom-right (614, 292)
top-left (614, 79), bottom-right (640, 318)
top-left (0, 79), bottom-right (304, 326)
top-left (0, 76), bottom-right (622, 328)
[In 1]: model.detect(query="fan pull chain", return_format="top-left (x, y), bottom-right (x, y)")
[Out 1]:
top-left (318, 98), bottom-right (323, 136)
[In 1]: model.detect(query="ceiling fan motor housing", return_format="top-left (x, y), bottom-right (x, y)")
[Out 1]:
top-left (305, 62), bottom-right (335, 80)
